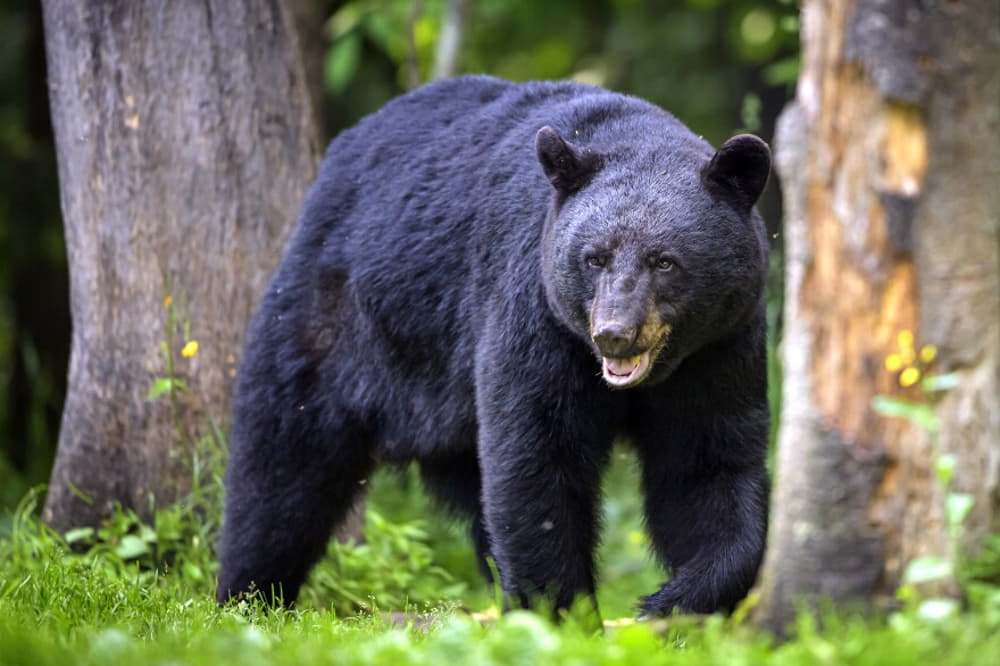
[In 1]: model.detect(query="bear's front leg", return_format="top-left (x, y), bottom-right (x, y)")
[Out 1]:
top-left (475, 330), bottom-right (616, 617)
top-left (636, 405), bottom-right (769, 616)
top-left (477, 416), bottom-right (608, 614)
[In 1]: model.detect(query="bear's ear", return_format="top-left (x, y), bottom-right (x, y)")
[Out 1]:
top-left (702, 134), bottom-right (771, 210)
top-left (536, 126), bottom-right (602, 194)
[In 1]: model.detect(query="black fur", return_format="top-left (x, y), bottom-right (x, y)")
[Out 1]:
top-left (217, 75), bottom-right (771, 617)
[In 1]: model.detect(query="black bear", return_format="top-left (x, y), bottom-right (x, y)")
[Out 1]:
top-left (217, 75), bottom-right (771, 618)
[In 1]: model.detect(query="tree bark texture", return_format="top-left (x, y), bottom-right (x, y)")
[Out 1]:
top-left (42, 0), bottom-right (321, 529)
top-left (755, 0), bottom-right (999, 632)
top-left (286, 0), bottom-right (328, 135)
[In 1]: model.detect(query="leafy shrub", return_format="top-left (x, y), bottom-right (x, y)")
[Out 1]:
top-left (300, 510), bottom-right (468, 615)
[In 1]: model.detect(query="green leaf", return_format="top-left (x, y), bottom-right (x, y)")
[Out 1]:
top-left (182, 562), bottom-right (204, 581)
top-left (326, 3), bottom-right (363, 40)
top-left (138, 523), bottom-right (157, 544)
top-left (114, 535), bottom-right (150, 560)
top-left (902, 555), bottom-right (952, 584)
top-left (763, 56), bottom-right (801, 86)
top-left (946, 493), bottom-right (974, 528)
top-left (147, 378), bottom-right (171, 400)
top-left (146, 378), bottom-right (188, 401)
top-left (922, 373), bottom-right (960, 392)
top-left (871, 395), bottom-right (939, 432)
top-left (935, 454), bottom-right (957, 487)
top-left (364, 12), bottom-right (395, 54)
top-left (63, 527), bottom-right (94, 544)
top-left (741, 92), bottom-right (762, 132)
top-left (916, 598), bottom-right (960, 622)
top-left (325, 33), bottom-right (361, 93)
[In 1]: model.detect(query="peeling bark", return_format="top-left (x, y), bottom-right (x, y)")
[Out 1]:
top-left (756, 0), bottom-right (999, 632)
top-left (42, 0), bottom-right (321, 529)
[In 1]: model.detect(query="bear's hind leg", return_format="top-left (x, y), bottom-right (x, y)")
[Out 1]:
top-left (216, 403), bottom-right (374, 606)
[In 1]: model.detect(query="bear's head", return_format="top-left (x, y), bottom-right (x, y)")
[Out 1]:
top-left (537, 125), bottom-right (770, 389)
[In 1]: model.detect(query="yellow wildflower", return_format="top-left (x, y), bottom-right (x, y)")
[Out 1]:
top-left (164, 295), bottom-right (173, 308)
top-left (897, 330), bottom-right (914, 349)
top-left (920, 344), bottom-right (938, 363)
top-left (899, 366), bottom-right (921, 387)
top-left (181, 340), bottom-right (199, 358)
top-left (884, 353), bottom-right (904, 372)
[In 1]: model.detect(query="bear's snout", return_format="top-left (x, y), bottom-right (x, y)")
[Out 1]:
top-left (592, 322), bottom-right (638, 358)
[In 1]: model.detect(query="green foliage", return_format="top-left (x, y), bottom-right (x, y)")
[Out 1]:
top-left (871, 395), bottom-right (939, 433)
top-left (1, 455), bottom-right (1000, 665)
top-left (597, 449), bottom-right (664, 618)
top-left (362, 465), bottom-right (490, 595)
top-left (323, 0), bottom-right (800, 145)
top-left (146, 377), bottom-right (189, 401)
top-left (280, 450), bottom-right (663, 619)
top-left (300, 510), bottom-right (469, 615)
top-left (964, 534), bottom-right (1000, 586)
top-left (1, 498), bottom-right (999, 665)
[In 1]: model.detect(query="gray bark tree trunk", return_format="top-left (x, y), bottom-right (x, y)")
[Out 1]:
top-left (755, 0), bottom-right (1000, 632)
top-left (42, 0), bottom-right (321, 529)
top-left (432, 0), bottom-right (469, 80)
top-left (287, 0), bottom-right (328, 133)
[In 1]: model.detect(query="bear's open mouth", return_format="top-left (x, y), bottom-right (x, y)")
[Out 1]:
top-left (601, 352), bottom-right (653, 388)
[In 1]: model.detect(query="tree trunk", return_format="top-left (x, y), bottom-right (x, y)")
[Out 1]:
top-left (432, 0), bottom-right (469, 80)
top-left (286, 0), bottom-right (328, 134)
top-left (41, 0), bottom-right (321, 529)
top-left (755, 0), bottom-right (999, 632)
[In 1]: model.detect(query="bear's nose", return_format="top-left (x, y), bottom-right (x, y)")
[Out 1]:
top-left (592, 324), bottom-right (638, 357)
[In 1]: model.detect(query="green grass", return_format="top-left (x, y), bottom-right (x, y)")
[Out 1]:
top-left (2, 453), bottom-right (999, 665)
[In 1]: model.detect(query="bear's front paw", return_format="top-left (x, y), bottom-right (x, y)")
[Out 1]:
top-left (638, 582), bottom-right (682, 618)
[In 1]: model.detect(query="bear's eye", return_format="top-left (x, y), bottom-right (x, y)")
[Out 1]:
top-left (585, 254), bottom-right (608, 269)
top-left (655, 256), bottom-right (675, 272)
